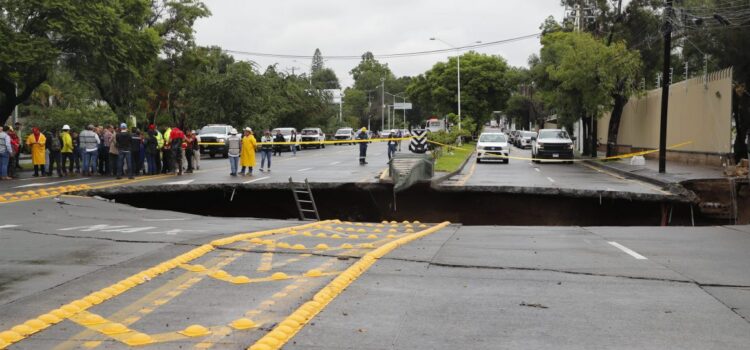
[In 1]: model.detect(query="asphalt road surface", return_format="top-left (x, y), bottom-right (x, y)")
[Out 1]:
top-left (0, 143), bottom-right (394, 194)
top-left (1, 196), bottom-right (749, 349)
top-left (443, 145), bottom-right (671, 195)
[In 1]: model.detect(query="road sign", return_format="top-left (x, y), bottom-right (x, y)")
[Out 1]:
top-left (409, 129), bottom-right (428, 154)
top-left (394, 102), bottom-right (412, 110)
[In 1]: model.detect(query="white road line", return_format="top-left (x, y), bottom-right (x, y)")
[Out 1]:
top-left (534, 168), bottom-right (541, 172)
top-left (329, 161), bottom-right (341, 165)
top-left (608, 241), bottom-right (648, 260)
top-left (0, 225), bottom-right (19, 229)
top-left (163, 179), bottom-right (195, 185)
top-left (546, 177), bottom-right (556, 183)
top-left (244, 176), bottom-right (270, 184)
top-left (142, 218), bottom-right (189, 222)
top-left (297, 168), bottom-right (313, 172)
top-left (14, 178), bottom-right (90, 188)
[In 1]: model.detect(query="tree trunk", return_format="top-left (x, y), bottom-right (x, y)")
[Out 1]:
top-left (607, 92), bottom-right (628, 157)
top-left (582, 115), bottom-right (591, 155)
top-left (733, 87), bottom-right (749, 163)
top-left (591, 116), bottom-right (598, 158)
top-left (0, 75), bottom-right (47, 126)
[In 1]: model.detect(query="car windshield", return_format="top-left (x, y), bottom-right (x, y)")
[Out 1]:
top-left (479, 134), bottom-right (507, 142)
top-left (335, 129), bottom-right (352, 134)
top-left (199, 126), bottom-right (226, 135)
top-left (301, 129), bottom-right (319, 135)
top-left (273, 129), bottom-right (292, 135)
top-left (538, 130), bottom-right (570, 139)
top-left (523, 132), bottom-right (537, 137)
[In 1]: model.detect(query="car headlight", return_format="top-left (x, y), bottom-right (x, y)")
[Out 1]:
top-left (218, 138), bottom-right (225, 143)
top-left (537, 142), bottom-right (545, 148)
top-left (568, 143), bottom-right (574, 149)
top-left (477, 146), bottom-right (484, 150)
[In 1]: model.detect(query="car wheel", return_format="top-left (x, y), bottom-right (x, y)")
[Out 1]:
top-left (209, 153), bottom-right (215, 159)
top-left (223, 152), bottom-right (228, 159)
top-left (476, 158), bottom-right (481, 163)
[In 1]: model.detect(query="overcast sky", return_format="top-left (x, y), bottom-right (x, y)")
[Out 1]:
top-left (194, 1), bottom-right (569, 88)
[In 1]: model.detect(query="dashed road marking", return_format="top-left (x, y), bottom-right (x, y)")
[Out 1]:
top-left (297, 167), bottom-right (313, 172)
top-left (163, 179), bottom-right (195, 185)
top-left (534, 168), bottom-right (540, 172)
top-left (329, 161), bottom-right (340, 165)
top-left (546, 176), bottom-right (556, 183)
top-left (0, 224), bottom-right (19, 229)
top-left (243, 176), bottom-right (270, 184)
top-left (14, 178), bottom-right (90, 188)
top-left (608, 241), bottom-right (648, 260)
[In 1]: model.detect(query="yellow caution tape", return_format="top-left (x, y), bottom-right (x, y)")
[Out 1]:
top-left (199, 137), bottom-right (412, 147)
top-left (426, 139), bottom-right (694, 163)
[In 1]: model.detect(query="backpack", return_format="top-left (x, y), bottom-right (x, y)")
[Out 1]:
top-left (49, 135), bottom-right (61, 152)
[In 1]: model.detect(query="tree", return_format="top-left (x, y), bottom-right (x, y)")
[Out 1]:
top-left (537, 31), bottom-right (641, 156)
top-left (678, 0), bottom-right (750, 161)
top-left (0, 0), bottom-right (210, 126)
top-left (0, 0), bottom-right (161, 124)
top-left (345, 52), bottom-right (399, 129)
top-left (406, 52), bottom-right (513, 135)
top-left (311, 68), bottom-right (340, 90)
top-left (311, 48), bottom-right (325, 74)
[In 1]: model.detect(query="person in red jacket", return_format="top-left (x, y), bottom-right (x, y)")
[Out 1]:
top-left (168, 127), bottom-right (185, 175)
top-left (7, 126), bottom-right (20, 178)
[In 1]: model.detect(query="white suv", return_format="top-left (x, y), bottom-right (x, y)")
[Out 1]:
top-left (333, 128), bottom-right (355, 145)
top-left (532, 129), bottom-right (574, 163)
top-left (476, 132), bottom-right (510, 164)
top-left (300, 128), bottom-right (325, 149)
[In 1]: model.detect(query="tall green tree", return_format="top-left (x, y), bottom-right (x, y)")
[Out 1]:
top-left (678, 0), bottom-right (750, 161)
top-left (406, 52), bottom-right (513, 135)
top-left (311, 48), bottom-right (325, 74)
top-left (537, 31), bottom-right (641, 156)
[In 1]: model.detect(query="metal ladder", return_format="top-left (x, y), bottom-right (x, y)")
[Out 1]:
top-left (289, 177), bottom-right (320, 221)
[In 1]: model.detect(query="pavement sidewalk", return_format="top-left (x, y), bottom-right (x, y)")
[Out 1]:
top-left (584, 154), bottom-right (728, 187)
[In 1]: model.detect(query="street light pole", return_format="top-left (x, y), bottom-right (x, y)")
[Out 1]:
top-left (381, 78), bottom-right (385, 131)
top-left (430, 38), bottom-right (481, 131)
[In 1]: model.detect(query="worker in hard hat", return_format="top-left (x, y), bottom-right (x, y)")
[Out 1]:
top-left (356, 127), bottom-right (369, 165)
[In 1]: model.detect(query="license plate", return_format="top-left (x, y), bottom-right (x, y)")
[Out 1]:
top-left (553, 153), bottom-right (559, 158)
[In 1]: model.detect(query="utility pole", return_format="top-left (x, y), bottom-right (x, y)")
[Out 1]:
top-left (658, 0), bottom-right (673, 173)
top-left (380, 78), bottom-right (385, 131)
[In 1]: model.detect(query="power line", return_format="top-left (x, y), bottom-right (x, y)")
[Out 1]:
top-left (224, 33), bottom-right (541, 60)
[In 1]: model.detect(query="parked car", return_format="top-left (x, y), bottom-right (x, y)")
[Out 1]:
top-left (532, 129), bottom-right (574, 163)
top-left (198, 124), bottom-right (237, 158)
top-left (518, 131), bottom-right (537, 149)
top-left (509, 130), bottom-right (520, 146)
top-left (333, 127), bottom-right (355, 145)
top-left (271, 127), bottom-right (301, 151)
top-left (300, 128), bottom-right (326, 149)
top-left (476, 132), bottom-right (510, 164)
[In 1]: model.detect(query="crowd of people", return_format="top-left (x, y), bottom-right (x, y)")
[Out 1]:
top-left (0, 122), bottom-right (201, 181)
top-left (0, 122), bottom-right (392, 181)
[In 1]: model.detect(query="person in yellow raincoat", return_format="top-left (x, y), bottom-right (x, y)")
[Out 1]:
top-left (240, 127), bottom-right (257, 176)
top-left (26, 127), bottom-right (47, 176)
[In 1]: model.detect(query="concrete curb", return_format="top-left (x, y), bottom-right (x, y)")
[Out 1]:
top-left (582, 159), bottom-right (699, 201)
top-left (431, 150), bottom-right (476, 185)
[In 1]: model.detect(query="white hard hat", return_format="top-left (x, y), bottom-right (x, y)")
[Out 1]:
top-left (62, 125), bottom-right (70, 130)
top-left (244, 127), bottom-right (252, 132)
top-left (230, 130), bottom-right (238, 135)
